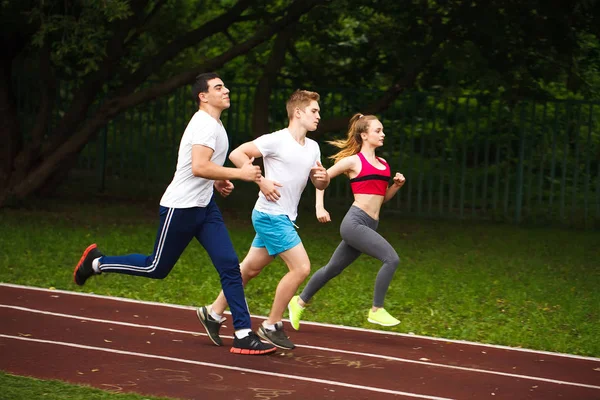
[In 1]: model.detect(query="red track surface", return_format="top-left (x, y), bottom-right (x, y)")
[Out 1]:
top-left (1, 283), bottom-right (599, 399)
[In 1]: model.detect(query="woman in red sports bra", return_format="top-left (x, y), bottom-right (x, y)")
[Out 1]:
top-left (287, 113), bottom-right (406, 329)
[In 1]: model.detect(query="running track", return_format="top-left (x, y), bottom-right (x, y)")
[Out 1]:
top-left (1, 284), bottom-right (599, 399)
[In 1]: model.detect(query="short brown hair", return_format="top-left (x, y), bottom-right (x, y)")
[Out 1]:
top-left (286, 89), bottom-right (320, 120)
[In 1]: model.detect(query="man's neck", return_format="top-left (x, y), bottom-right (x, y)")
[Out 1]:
top-left (287, 122), bottom-right (308, 144)
top-left (199, 105), bottom-right (223, 122)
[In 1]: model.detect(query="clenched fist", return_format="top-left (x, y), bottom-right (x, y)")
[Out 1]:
top-left (392, 173), bottom-right (406, 188)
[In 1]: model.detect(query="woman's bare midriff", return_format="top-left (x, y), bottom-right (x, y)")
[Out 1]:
top-left (352, 193), bottom-right (385, 220)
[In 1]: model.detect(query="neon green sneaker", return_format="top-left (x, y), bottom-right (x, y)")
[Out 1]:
top-left (367, 308), bottom-right (400, 327)
top-left (287, 295), bottom-right (305, 331)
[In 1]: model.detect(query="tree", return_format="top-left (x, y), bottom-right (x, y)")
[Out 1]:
top-left (0, 0), bottom-right (327, 206)
top-left (3, 0), bottom-right (599, 206)
top-left (244, 0), bottom-right (600, 138)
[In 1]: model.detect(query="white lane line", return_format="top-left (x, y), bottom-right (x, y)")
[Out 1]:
top-left (2, 282), bottom-right (599, 362)
top-left (2, 304), bottom-right (599, 390)
top-left (0, 334), bottom-right (454, 400)
top-left (0, 304), bottom-right (210, 336)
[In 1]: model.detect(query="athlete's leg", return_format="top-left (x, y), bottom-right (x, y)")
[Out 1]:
top-left (196, 199), bottom-right (251, 331)
top-left (298, 206), bottom-right (366, 305)
top-left (268, 241), bottom-right (311, 325)
top-left (339, 207), bottom-right (400, 308)
top-left (298, 239), bottom-right (361, 305)
top-left (98, 206), bottom-right (195, 279)
top-left (210, 246), bottom-right (274, 315)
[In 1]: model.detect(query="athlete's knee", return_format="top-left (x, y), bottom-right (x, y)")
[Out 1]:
top-left (149, 261), bottom-right (176, 279)
top-left (386, 252), bottom-right (400, 270)
top-left (317, 263), bottom-right (341, 280)
top-left (294, 262), bottom-right (311, 280)
top-left (216, 260), bottom-right (243, 282)
top-left (151, 269), bottom-right (171, 279)
top-left (300, 264), bottom-right (311, 280)
top-left (241, 264), bottom-right (262, 281)
top-left (240, 256), bottom-right (266, 277)
top-left (216, 254), bottom-right (242, 273)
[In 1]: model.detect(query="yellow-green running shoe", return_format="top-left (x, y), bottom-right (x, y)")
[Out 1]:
top-left (287, 295), bottom-right (305, 330)
top-left (367, 308), bottom-right (400, 326)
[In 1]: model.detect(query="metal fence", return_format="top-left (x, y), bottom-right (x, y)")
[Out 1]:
top-left (16, 81), bottom-right (600, 226)
top-left (360, 95), bottom-right (600, 226)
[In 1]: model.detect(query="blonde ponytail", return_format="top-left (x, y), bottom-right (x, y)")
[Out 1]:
top-left (328, 113), bottom-right (378, 164)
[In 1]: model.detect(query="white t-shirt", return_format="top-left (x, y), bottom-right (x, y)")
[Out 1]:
top-left (253, 128), bottom-right (321, 221)
top-left (160, 110), bottom-right (228, 208)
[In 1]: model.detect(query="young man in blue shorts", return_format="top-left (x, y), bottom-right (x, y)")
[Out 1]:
top-left (73, 72), bottom-right (276, 355)
top-left (197, 89), bottom-right (330, 350)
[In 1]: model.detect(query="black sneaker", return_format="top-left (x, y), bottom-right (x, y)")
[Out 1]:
top-left (230, 332), bottom-right (277, 355)
top-left (196, 306), bottom-right (224, 346)
top-left (73, 244), bottom-right (103, 286)
top-left (257, 321), bottom-right (295, 350)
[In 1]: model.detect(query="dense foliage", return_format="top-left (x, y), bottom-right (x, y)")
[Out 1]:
top-left (2, 0), bottom-right (599, 206)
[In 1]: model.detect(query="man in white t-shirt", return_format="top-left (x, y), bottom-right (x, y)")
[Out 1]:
top-left (73, 73), bottom-right (276, 355)
top-left (197, 90), bottom-right (330, 350)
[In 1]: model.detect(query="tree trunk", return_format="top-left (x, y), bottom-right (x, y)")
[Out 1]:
top-left (0, 28), bottom-right (27, 206)
top-left (0, 63), bottom-right (20, 197)
top-left (251, 24), bottom-right (296, 137)
top-left (35, 157), bottom-right (78, 197)
top-left (0, 0), bottom-right (328, 208)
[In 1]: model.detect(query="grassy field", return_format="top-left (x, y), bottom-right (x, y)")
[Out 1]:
top-left (1, 191), bottom-right (599, 399)
top-left (0, 372), bottom-right (171, 400)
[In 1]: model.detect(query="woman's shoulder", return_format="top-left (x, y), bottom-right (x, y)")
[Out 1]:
top-left (339, 152), bottom-right (360, 161)
top-left (338, 153), bottom-right (361, 170)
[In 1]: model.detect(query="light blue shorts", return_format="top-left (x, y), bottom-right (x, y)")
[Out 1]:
top-left (251, 209), bottom-right (301, 256)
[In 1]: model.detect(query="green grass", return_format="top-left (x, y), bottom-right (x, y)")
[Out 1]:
top-left (1, 192), bottom-right (599, 399)
top-left (0, 371), bottom-right (173, 400)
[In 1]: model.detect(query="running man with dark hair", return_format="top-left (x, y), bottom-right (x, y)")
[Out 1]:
top-left (73, 73), bottom-right (276, 355)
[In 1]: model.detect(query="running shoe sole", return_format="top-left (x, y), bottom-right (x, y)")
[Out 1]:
top-left (367, 318), bottom-right (400, 327)
top-left (230, 347), bottom-right (276, 355)
top-left (73, 243), bottom-right (97, 285)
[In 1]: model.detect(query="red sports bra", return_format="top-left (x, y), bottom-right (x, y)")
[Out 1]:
top-left (349, 152), bottom-right (391, 196)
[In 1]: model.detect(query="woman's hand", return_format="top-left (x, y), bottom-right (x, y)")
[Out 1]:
top-left (316, 206), bottom-right (331, 223)
top-left (392, 173), bottom-right (406, 188)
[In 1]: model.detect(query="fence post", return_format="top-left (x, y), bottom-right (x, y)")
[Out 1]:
top-left (515, 104), bottom-right (527, 224)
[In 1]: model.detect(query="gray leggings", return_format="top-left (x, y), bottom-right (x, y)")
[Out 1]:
top-left (300, 205), bottom-right (400, 307)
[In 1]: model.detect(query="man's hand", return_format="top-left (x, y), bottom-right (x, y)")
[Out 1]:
top-left (310, 161), bottom-right (328, 182)
top-left (392, 172), bottom-right (406, 188)
top-left (215, 180), bottom-right (234, 198)
top-left (240, 157), bottom-right (262, 182)
top-left (259, 178), bottom-right (283, 202)
top-left (316, 206), bottom-right (331, 223)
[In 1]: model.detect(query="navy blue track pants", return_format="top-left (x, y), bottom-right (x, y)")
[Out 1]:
top-left (98, 197), bottom-right (250, 330)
